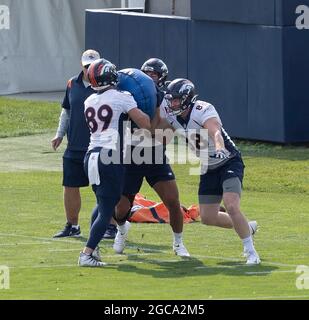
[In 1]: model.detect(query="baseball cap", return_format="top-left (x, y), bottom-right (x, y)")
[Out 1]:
top-left (81, 49), bottom-right (100, 67)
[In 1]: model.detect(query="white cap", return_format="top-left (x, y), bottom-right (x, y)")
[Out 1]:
top-left (81, 49), bottom-right (100, 67)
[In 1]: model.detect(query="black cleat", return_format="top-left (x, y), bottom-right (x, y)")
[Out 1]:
top-left (102, 224), bottom-right (117, 240)
top-left (53, 222), bottom-right (81, 238)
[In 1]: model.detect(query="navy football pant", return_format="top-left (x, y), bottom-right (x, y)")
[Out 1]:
top-left (86, 196), bottom-right (119, 250)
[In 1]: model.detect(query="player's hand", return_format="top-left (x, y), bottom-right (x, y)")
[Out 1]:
top-left (51, 136), bottom-right (63, 151)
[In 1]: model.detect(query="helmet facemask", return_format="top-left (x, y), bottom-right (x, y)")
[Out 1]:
top-left (165, 92), bottom-right (198, 116)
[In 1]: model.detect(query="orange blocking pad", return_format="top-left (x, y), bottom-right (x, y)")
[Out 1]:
top-left (129, 193), bottom-right (200, 224)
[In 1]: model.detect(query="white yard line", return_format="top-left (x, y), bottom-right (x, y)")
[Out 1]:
top-left (0, 242), bottom-right (52, 246)
top-left (0, 232), bottom-right (84, 244)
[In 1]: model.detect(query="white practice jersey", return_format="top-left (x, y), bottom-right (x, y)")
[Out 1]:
top-left (161, 100), bottom-right (239, 170)
top-left (84, 89), bottom-right (137, 151)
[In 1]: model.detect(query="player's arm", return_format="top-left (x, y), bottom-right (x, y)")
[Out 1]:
top-left (52, 80), bottom-right (72, 151)
top-left (128, 107), bottom-right (151, 131)
top-left (203, 117), bottom-right (228, 158)
top-left (51, 108), bottom-right (70, 150)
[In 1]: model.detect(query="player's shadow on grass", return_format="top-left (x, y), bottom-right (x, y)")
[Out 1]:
top-left (123, 240), bottom-right (171, 253)
top-left (114, 254), bottom-right (278, 279)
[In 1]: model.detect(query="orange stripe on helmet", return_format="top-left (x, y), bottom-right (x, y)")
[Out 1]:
top-left (88, 62), bottom-right (99, 88)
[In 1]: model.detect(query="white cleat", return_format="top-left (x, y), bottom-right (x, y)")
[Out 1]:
top-left (78, 252), bottom-right (106, 267)
top-left (92, 246), bottom-right (101, 261)
top-left (246, 251), bottom-right (261, 265)
top-left (113, 221), bottom-right (131, 254)
top-left (249, 221), bottom-right (258, 236)
top-left (173, 243), bottom-right (190, 257)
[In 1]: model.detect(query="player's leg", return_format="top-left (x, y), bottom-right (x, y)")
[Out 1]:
top-left (64, 187), bottom-right (81, 226)
top-left (79, 155), bottom-right (125, 267)
top-left (153, 180), bottom-right (190, 257)
top-left (148, 164), bottom-right (190, 257)
top-left (198, 168), bottom-right (234, 229)
top-left (79, 196), bottom-right (118, 267)
top-left (199, 189), bottom-right (257, 233)
top-left (113, 195), bottom-right (133, 253)
top-left (112, 165), bottom-right (143, 253)
top-left (54, 153), bottom-right (88, 238)
top-left (153, 180), bottom-right (182, 232)
top-left (221, 158), bottom-right (260, 265)
top-left (91, 205), bottom-right (118, 239)
top-left (222, 189), bottom-right (260, 265)
top-left (199, 202), bottom-right (234, 228)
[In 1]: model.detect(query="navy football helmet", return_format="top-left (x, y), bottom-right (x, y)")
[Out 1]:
top-left (165, 78), bottom-right (198, 116)
top-left (87, 59), bottom-right (118, 90)
top-left (141, 58), bottom-right (168, 88)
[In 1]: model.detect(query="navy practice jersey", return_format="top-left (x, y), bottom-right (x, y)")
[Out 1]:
top-left (62, 72), bottom-right (94, 151)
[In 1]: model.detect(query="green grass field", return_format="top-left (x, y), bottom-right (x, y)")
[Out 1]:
top-left (0, 97), bottom-right (309, 300)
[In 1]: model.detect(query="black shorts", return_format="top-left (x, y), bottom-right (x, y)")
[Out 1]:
top-left (198, 156), bottom-right (245, 203)
top-left (123, 163), bottom-right (175, 196)
top-left (62, 150), bottom-right (89, 188)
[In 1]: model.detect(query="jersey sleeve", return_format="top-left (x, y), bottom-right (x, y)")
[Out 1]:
top-left (121, 92), bottom-right (138, 113)
top-left (195, 102), bottom-right (222, 127)
top-left (61, 79), bottom-right (72, 110)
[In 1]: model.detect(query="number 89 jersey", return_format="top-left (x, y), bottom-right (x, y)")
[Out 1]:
top-left (84, 89), bottom-right (137, 151)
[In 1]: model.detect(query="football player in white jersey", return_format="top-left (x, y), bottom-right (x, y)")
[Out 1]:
top-left (78, 59), bottom-right (151, 267)
top-left (162, 78), bottom-right (260, 265)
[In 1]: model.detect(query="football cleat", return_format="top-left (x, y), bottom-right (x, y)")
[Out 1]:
top-left (92, 247), bottom-right (102, 261)
top-left (173, 242), bottom-right (190, 257)
top-left (53, 223), bottom-right (81, 238)
top-left (78, 252), bottom-right (106, 267)
top-left (113, 221), bottom-right (131, 254)
top-left (246, 250), bottom-right (261, 265)
top-left (102, 224), bottom-right (117, 240)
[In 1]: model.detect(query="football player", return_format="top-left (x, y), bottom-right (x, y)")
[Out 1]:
top-left (161, 78), bottom-right (260, 265)
top-left (78, 60), bottom-right (151, 267)
top-left (112, 58), bottom-right (190, 257)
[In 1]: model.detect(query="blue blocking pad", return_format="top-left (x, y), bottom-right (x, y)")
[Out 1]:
top-left (117, 68), bottom-right (157, 119)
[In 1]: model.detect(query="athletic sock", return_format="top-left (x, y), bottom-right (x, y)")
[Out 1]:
top-left (242, 236), bottom-right (255, 253)
top-left (118, 223), bottom-right (127, 234)
top-left (72, 225), bottom-right (79, 229)
top-left (173, 232), bottom-right (183, 245)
